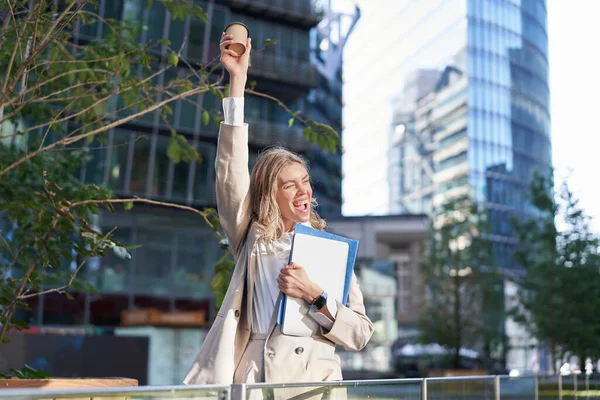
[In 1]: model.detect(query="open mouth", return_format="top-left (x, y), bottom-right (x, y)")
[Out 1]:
top-left (293, 200), bottom-right (309, 213)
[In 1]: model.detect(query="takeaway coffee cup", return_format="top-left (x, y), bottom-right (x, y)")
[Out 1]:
top-left (224, 22), bottom-right (249, 56)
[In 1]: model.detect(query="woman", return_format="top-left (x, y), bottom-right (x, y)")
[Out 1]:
top-left (184, 33), bottom-right (373, 388)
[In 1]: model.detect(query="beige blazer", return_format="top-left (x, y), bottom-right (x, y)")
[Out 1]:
top-left (184, 123), bottom-right (374, 386)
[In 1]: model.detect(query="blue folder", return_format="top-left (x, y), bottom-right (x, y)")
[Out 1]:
top-left (277, 223), bottom-right (359, 326)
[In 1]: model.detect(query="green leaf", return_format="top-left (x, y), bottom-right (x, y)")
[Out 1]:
top-left (113, 245), bottom-right (131, 259)
top-left (202, 110), bottom-right (210, 126)
top-left (123, 201), bottom-right (134, 211)
top-left (11, 319), bottom-right (29, 331)
top-left (193, 5), bottom-right (208, 22)
top-left (167, 52), bottom-right (178, 67)
top-left (263, 39), bottom-right (278, 47)
top-left (288, 118), bottom-right (294, 128)
top-left (249, 81), bottom-right (257, 91)
top-left (208, 85), bottom-right (223, 100)
top-left (167, 131), bottom-right (202, 164)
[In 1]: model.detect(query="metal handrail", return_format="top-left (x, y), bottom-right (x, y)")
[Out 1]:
top-left (244, 377), bottom-right (424, 389)
top-left (0, 384), bottom-right (231, 399)
top-left (1, 374), bottom-right (597, 400)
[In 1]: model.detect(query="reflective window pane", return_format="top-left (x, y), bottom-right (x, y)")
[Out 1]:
top-left (172, 156), bottom-right (191, 201)
top-left (132, 228), bottom-right (173, 295)
top-left (193, 144), bottom-right (216, 204)
top-left (173, 231), bottom-right (217, 299)
top-left (94, 227), bottom-right (133, 292)
top-left (145, 0), bottom-right (166, 44)
top-left (188, 18), bottom-right (206, 60)
top-left (107, 129), bottom-right (131, 191)
top-left (149, 134), bottom-right (171, 197)
top-left (84, 139), bottom-right (108, 184)
top-left (207, 7), bottom-right (227, 59)
top-left (178, 94), bottom-right (199, 130)
top-left (130, 133), bottom-right (151, 194)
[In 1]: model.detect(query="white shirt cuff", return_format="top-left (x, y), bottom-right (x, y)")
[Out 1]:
top-left (309, 296), bottom-right (338, 331)
top-left (222, 97), bottom-right (244, 126)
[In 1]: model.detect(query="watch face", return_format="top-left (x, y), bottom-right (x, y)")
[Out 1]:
top-left (313, 293), bottom-right (327, 310)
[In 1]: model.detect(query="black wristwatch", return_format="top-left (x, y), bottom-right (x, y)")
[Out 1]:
top-left (310, 291), bottom-right (327, 311)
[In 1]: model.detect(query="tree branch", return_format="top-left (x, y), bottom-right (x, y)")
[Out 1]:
top-left (38, 95), bottom-right (81, 150)
top-left (0, 68), bottom-right (112, 129)
top-left (0, 239), bottom-right (35, 282)
top-left (18, 227), bottom-right (118, 300)
top-left (0, 84), bottom-right (207, 177)
top-left (0, 0), bottom-right (87, 108)
top-left (246, 88), bottom-right (307, 125)
top-left (68, 198), bottom-right (221, 239)
top-left (0, 249), bottom-right (43, 343)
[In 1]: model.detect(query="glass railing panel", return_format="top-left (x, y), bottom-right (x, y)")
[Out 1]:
top-left (426, 376), bottom-right (496, 400)
top-left (576, 374), bottom-right (600, 398)
top-left (246, 379), bottom-right (422, 400)
top-left (538, 374), bottom-right (560, 400)
top-left (499, 376), bottom-right (536, 400)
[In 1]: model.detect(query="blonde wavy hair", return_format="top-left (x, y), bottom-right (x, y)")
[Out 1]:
top-left (248, 147), bottom-right (326, 244)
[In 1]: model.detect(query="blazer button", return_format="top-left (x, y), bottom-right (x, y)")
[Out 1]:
top-left (234, 310), bottom-right (240, 318)
top-left (295, 347), bottom-right (304, 355)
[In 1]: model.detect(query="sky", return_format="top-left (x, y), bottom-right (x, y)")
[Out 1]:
top-left (548, 0), bottom-right (600, 231)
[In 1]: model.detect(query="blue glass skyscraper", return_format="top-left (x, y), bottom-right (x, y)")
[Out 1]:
top-left (468, 0), bottom-right (550, 269)
top-left (343, 0), bottom-right (550, 271)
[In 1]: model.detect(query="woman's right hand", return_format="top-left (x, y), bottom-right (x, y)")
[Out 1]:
top-left (220, 32), bottom-right (251, 79)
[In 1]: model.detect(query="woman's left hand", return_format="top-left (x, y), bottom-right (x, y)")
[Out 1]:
top-left (277, 262), bottom-right (323, 303)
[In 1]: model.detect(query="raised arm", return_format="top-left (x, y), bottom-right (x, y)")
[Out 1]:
top-left (214, 34), bottom-right (252, 254)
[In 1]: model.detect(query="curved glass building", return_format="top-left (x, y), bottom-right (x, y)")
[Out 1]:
top-left (343, 0), bottom-right (550, 270)
top-left (467, 0), bottom-right (551, 269)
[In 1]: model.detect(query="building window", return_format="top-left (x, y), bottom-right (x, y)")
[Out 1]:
top-left (133, 227), bottom-right (173, 296)
top-left (145, 0), bottom-right (166, 44)
top-left (172, 154), bottom-right (191, 201)
top-left (173, 232), bottom-right (216, 299)
top-left (193, 143), bottom-right (216, 204)
top-left (104, 0), bottom-right (124, 21)
top-left (95, 227), bottom-right (133, 293)
top-left (84, 138), bottom-right (108, 184)
top-left (79, 2), bottom-right (99, 38)
top-left (178, 94), bottom-right (200, 131)
top-left (130, 133), bottom-right (152, 194)
top-left (123, 0), bottom-right (144, 42)
top-left (297, 32), bottom-right (310, 62)
top-left (107, 129), bottom-right (131, 191)
top-left (149, 134), bottom-right (171, 197)
top-left (188, 17), bottom-right (206, 60)
top-left (207, 7), bottom-right (227, 60)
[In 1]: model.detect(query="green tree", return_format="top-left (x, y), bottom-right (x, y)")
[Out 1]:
top-left (0, 0), bottom-right (340, 356)
top-left (510, 171), bottom-right (600, 371)
top-left (419, 199), bottom-right (504, 370)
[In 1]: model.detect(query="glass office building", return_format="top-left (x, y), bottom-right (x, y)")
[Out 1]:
top-left (21, 0), bottom-right (345, 327)
top-left (343, 0), bottom-right (550, 271)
